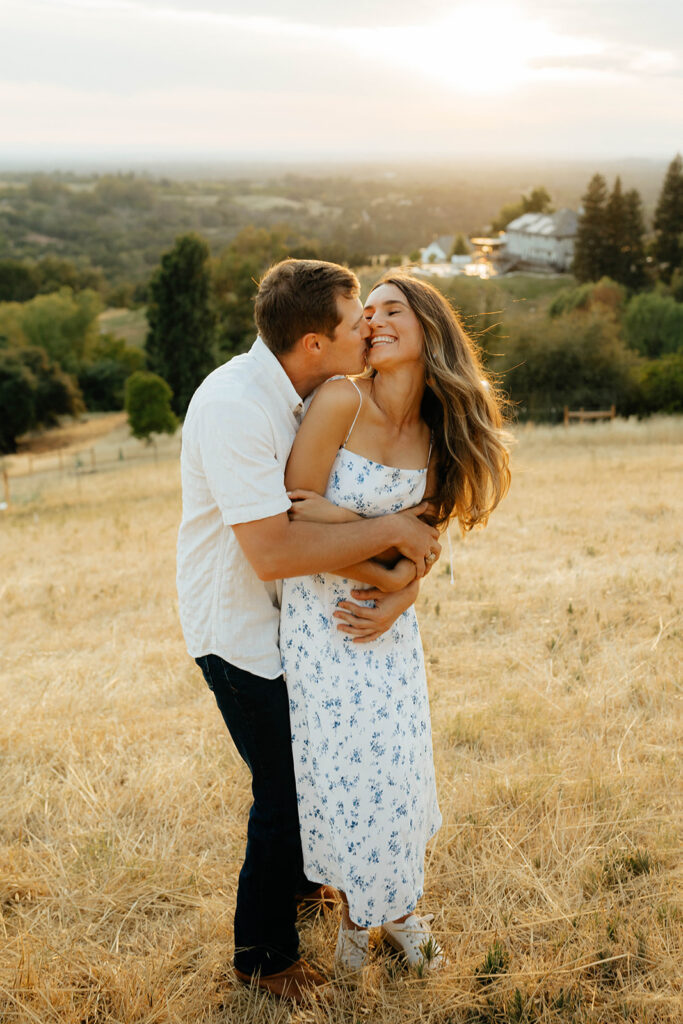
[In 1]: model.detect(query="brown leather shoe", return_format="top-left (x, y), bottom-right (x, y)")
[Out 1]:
top-left (234, 959), bottom-right (330, 1004)
top-left (296, 884), bottom-right (340, 917)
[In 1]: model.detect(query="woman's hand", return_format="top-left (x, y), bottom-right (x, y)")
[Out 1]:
top-left (287, 489), bottom-right (359, 524)
top-left (333, 580), bottom-right (420, 642)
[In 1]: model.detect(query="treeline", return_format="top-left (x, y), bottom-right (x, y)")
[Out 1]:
top-left (1, 162), bottom-right (668, 299)
top-left (1, 156), bottom-right (682, 450)
top-left (0, 227), bottom-right (329, 450)
top-left (572, 155), bottom-right (683, 291)
top-left (0, 169), bottom-right (506, 294)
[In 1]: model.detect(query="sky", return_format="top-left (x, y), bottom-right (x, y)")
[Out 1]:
top-left (1, 0), bottom-right (682, 164)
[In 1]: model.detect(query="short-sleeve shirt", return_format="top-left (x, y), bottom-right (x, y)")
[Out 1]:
top-left (176, 337), bottom-right (304, 678)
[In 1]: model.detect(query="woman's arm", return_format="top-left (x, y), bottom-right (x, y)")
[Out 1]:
top-left (287, 489), bottom-right (361, 524)
top-left (284, 378), bottom-right (360, 493)
top-left (286, 379), bottom-right (411, 590)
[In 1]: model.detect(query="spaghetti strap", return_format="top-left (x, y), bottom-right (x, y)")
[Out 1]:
top-left (342, 378), bottom-right (363, 447)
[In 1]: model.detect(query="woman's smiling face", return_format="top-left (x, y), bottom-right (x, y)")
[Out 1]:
top-left (363, 283), bottom-right (424, 371)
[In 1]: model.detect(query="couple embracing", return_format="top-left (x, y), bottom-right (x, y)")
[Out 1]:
top-left (177, 259), bottom-right (510, 1003)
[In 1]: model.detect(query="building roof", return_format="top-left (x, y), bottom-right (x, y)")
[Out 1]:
top-left (506, 208), bottom-right (578, 239)
top-left (423, 235), bottom-right (455, 254)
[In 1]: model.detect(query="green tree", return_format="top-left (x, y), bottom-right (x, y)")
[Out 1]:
top-left (489, 309), bottom-right (635, 419)
top-left (636, 353), bottom-right (683, 414)
top-left (623, 292), bottom-right (683, 357)
top-left (212, 225), bottom-right (319, 358)
top-left (78, 334), bottom-right (145, 411)
top-left (549, 277), bottom-right (625, 320)
top-left (621, 189), bottom-right (647, 291)
top-left (653, 154), bottom-right (683, 283)
top-left (603, 179), bottom-right (647, 290)
top-left (605, 177), bottom-right (627, 282)
top-left (0, 260), bottom-right (38, 302)
top-left (35, 256), bottom-right (105, 296)
top-left (0, 354), bottom-right (36, 453)
top-left (19, 288), bottom-right (101, 373)
top-left (450, 233), bottom-right (469, 256)
top-left (573, 174), bottom-right (610, 283)
top-left (125, 371), bottom-right (178, 441)
top-left (16, 346), bottom-right (83, 424)
top-left (491, 186), bottom-right (553, 232)
top-left (146, 234), bottom-right (216, 415)
top-left (0, 347), bottom-right (82, 452)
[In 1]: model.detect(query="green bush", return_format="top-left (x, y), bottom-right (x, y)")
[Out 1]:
top-left (489, 310), bottom-right (636, 420)
top-left (623, 292), bottom-right (683, 358)
top-left (79, 360), bottom-right (131, 411)
top-left (0, 355), bottom-right (36, 453)
top-left (79, 334), bottom-right (145, 411)
top-left (549, 277), bottom-right (625, 319)
top-left (0, 347), bottom-right (82, 452)
top-left (635, 354), bottom-right (683, 414)
top-left (17, 346), bottom-right (83, 424)
top-left (0, 287), bottom-right (102, 373)
top-left (124, 371), bottom-right (178, 441)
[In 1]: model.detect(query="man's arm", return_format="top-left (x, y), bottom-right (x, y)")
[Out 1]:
top-left (287, 489), bottom-right (419, 591)
top-left (284, 380), bottom-right (440, 582)
top-left (232, 505), bottom-right (437, 581)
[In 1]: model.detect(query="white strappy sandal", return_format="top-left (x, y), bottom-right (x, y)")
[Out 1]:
top-left (380, 913), bottom-right (445, 970)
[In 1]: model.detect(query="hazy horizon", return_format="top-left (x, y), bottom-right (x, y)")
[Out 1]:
top-left (0, 153), bottom-right (676, 179)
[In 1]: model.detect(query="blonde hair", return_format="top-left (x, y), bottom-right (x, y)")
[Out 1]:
top-left (369, 272), bottom-right (511, 531)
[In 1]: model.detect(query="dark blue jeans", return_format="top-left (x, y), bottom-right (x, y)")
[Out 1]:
top-left (196, 654), bottom-right (318, 976)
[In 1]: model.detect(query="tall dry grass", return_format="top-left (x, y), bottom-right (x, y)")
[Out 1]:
top-left (0, 417), bottom-right (681, 1023)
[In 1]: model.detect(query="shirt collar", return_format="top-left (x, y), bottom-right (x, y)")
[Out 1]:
top-left (251, 336), bottom-right (304, 417)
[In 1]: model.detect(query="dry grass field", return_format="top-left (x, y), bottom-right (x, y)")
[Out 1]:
top-left (0, 418), bottom-right (681, 1024)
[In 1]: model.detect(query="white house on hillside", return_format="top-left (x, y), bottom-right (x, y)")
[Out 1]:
top-left (420, 235), bottom-right (455, 262)
top-left (502, 208), bottom-right (578, 271)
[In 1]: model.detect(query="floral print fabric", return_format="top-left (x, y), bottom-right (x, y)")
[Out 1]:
top-left (281, 448), bottom-right (442, 927)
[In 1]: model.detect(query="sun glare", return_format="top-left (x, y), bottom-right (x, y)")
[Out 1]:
top-left (350, 3), bottom-right (602, 96)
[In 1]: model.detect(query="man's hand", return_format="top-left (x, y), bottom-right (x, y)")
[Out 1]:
top-left (333, 580), bottom-right (419, 642)
top-left (393, 503), bottom-right (441, 577)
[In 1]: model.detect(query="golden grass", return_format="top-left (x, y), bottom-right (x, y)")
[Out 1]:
top-left (0, 417), bottom-right (681, 1023)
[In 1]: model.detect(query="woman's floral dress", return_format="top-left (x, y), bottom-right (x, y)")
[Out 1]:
top-left (281, 447), bottom-right (442, 928)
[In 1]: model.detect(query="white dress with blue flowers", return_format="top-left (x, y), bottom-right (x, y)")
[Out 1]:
top-left (281, 445), bottom-right (442, 928)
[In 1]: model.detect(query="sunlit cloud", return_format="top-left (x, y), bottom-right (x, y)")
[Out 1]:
top-left (1, 0), bottom-right (681, 158)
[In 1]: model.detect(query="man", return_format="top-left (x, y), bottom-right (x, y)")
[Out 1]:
top-left (177, 259), bottom-right (440, 1003)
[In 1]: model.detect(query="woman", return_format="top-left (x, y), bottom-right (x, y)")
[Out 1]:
top-left (280, 272), bottom-right (510, 972)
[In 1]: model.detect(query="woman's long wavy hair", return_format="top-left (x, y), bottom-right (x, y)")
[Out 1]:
top-left (369, 272), bottom-right (511, 532)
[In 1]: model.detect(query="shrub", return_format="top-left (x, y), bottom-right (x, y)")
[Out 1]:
top-left (636, 354), bottom-right (683, 414)
top-left (79, 334), bottom-right (145, 411)
top-left (124, 371), bottom-right (178, 441)
top-left (0, 354), bottom-right (36, 453)
top-left (623, 292), bottom-right (683, 358)
top-left (17, 346), bottom-right (83, 425)
top-left (490, 310), bottom-right (636, 420)
top-left (549, 277), bottom-right (625, 319)
top-left (0, 347), bottom-right (82, 452)
top-left (18, 287), bottom-right (102, 373)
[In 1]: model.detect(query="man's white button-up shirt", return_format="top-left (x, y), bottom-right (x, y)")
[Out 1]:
top-left (177, 337), bottom-right (304, 679)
